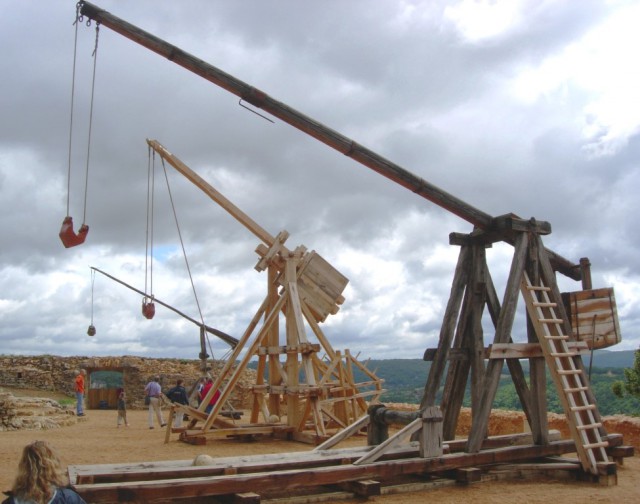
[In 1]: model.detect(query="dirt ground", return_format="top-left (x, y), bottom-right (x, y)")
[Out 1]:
top-left (1, 391), bottom-right (639, 503)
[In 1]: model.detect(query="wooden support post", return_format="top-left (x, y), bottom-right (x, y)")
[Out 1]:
top-left (526, 235), bottom-right (549, 444)
top-left (420, 245), bottom-right (471, 409)
top-left (456, 467), bottom-right (482, 484)
top-left (441, 281), bottom-right (473, 440)
top-left (367, 404), bottom-right (388, 446)
top-left (609, 445), bottom-right (634, 465)
top-left (164, 407), bottom-right (175, 444)
top-left (595, 461), bottom-right (618, 486)
top-left (233, 492), bottom-right (261, 503)
top-left (580, 257), bottom-right (592, 290)
top-left (467, 232), bottom-right (528, 452)
top-left (420, 406), bottom-right (443, 458)
top-left (342, 480), bottom-right (381, 497)
top-left (468, 244), bottom-right (487, 443)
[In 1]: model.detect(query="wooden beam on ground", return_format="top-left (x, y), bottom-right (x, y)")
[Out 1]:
top-left (72, 439), bottom-right (581, 503)
top-left (70, 432), bottom-right (560, 487)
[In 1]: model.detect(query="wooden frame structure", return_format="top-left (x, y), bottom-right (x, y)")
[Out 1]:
top-left (146, 140), bottom-right (384, 445)
top-left (72, 4), bottom-right (630, 500)
top-left (68, 429), bottom-right (630, 503)
top-left (416, 216), bottom-right (614, 475)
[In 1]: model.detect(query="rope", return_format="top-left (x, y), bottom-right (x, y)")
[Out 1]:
top-left (65, 4), bottom-right (98, 224)
top-left (65, 4), bottom-right (82, 216)
top-left (145, 147), bottom-right (155, 299)
top-left (159, 157), bottom-right (214, 359)
top-left (81, 21), bottom-right (100, 225)
top-left (90, 267), bottom-right (95, 325)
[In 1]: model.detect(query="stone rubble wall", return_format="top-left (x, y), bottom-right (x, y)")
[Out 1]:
top-left (0, 392), bottom-right (76, 432)
top-left (0, 355), bottom-right (255, 411)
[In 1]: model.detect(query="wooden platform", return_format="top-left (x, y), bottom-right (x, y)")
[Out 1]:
top-left (68, 433), bottom-right (631, 503)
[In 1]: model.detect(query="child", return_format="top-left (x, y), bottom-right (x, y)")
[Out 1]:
top-left (117, 390), bottom-right (129, 428)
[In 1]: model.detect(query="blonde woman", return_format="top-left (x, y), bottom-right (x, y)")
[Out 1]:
top-left (3, 440), bottom-right (86, 504)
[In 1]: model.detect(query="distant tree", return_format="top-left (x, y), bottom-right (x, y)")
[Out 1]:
top-left (612, 348), bottom-right (640, 399)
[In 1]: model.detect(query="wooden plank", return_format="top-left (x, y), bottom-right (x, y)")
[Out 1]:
top-left (69, 431), bottom-right (561, 487)
top-left (341, 479), bottom-right (381, 497)
top-left (314, 414), bottom-right (369, 451)
top-left (489, 341), bottom-right (588, 359)
top-left (256, 343), bottom-right (321, 355)
top-left (354, 418), bottom-right (422, 465)
top-left (72, 440), bottom-right (580, 503)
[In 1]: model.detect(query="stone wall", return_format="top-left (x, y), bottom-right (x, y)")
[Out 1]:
top-left (0, 392), bottom-right (76, 432)
top-left (0, 355), bottom-right (255, 410)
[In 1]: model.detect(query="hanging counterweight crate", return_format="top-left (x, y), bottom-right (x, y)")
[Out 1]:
top-left (561, 287), bottom-right (622, 349)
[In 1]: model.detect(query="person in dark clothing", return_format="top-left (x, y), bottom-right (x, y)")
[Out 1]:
top-left (166, 379), bottom-right (189, 428)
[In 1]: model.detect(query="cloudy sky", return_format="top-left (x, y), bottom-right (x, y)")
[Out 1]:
top-left (1, 0), bottom-right (639, 363)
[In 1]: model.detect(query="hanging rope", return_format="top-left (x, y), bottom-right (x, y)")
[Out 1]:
top-left (87, 268), bottom-right (96, 336)
top-left (159, 157), bottom-right (215, 360)
top-left (142, 146), bottom-right (156, 319)
top-left (82, 20), bottom-right (100, 224)
top-left (59, 6), bottom-right (99, 248)
top-left (65, 3), bottom-right (80, 218)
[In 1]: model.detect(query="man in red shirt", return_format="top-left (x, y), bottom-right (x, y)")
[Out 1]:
top-left (74, 369), bottom-right (86, 417)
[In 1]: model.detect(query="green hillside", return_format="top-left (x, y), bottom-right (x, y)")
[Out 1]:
top-left (248, 350), bottom-right (640, 416)
top-left (365, 350), bottom-right (640, 416)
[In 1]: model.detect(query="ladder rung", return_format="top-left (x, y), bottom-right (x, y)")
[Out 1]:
top-left (551, 352), bottom-right (577, 358)
top-left (558, 370), bottom-right (581, 375)
top-left (570, 404), bottom-right (596, 412)
top-left (539, 318), bottom-right (563, 324)
top-left (583, 441), bottom-right (608, 450)
top-left (544, 334), bottom-right (569, 340)
top-left (577, 422), bottom-right (602, 430)
top-left (527, 285), bottom-right (550, 291)
top-left (533, 301), bottom-right (556, 308)
top-left (564, 386), bottom-right (589, 393)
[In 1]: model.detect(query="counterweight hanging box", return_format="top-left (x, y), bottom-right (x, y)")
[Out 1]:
top-left (561, 287), bottom-right (622, 349)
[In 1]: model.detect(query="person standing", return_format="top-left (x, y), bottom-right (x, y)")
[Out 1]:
top-left (3, 440), bottom-right (87, 504)
top-left (74, 369), bottom-right (86, 417)
top-left (166, 379), bottom-right (189, 428)
top-left (200, 377), bottom-right (221, 414)
top-left (195, 377), bottom-right (206, 406)
top-left (116, 390), bottom-right (129, 428)
top-left (144, 376), bottom-right (166, 429)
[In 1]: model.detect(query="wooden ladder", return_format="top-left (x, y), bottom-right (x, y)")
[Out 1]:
top-left (521, 271), bottom-right (608, 474)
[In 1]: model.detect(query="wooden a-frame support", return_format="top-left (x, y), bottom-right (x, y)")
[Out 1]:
top-left (145, 140), bottom-right (384, 445)
top-left (172, 239), bottom-right (384, 445)
top-left (416, 216), bottom-right (611, 474)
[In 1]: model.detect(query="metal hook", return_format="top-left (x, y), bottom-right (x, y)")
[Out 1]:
top-left (238, 99), bottom-right (274, 123)
top-left (74, 1), bottom-right (83, 25)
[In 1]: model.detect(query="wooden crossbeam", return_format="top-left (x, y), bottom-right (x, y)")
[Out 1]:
top-left (72, 439), bottom-right (583, 503)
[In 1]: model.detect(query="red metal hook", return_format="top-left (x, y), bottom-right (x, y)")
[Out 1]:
top-left (59, 216), bottom-right (89, 248)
